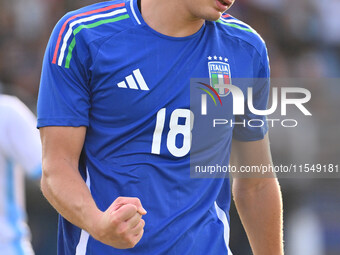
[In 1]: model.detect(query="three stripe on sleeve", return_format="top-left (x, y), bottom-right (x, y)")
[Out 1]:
top-left (52, 3), bottom-right (129, 68)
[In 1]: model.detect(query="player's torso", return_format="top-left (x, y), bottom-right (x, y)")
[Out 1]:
top-left (86, 21), bottom-right (255, 160)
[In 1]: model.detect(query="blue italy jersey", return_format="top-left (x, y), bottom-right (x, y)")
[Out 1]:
top-left (38, 0), bottom-right (270, 254)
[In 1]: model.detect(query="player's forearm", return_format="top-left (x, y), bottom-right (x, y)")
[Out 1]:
top-left (233, 178), bottom-right (283, 255)
top-left (41, 158), bottom-right (147, 249)
top-left (41, 159), bottom-right (101, 235)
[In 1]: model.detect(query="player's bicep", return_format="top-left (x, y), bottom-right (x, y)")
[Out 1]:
top-left (40, 126), bottom-right (86, 172)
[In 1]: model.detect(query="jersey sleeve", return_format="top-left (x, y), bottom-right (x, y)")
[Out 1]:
top-left (37, 14), bottom-right (91, 128)
top-left (0, 97), bottom-right (42, 179)
top-left (232, 44), bottom-right (270, 141)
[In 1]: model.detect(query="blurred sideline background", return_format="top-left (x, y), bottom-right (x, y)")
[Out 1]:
top-left (0, 0), bottom-right (339, 254)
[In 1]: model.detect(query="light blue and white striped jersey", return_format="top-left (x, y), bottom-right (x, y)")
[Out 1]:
top-left (0, 95), bottom-right (42, 255)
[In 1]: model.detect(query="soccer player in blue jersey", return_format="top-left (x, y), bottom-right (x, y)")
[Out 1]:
top-left (38, 0), bottom-right (283, 254)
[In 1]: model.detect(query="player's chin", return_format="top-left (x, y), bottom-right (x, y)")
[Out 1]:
top-left (202, 9), bottom-right (223, 22)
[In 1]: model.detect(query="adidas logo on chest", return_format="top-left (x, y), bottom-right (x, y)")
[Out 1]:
top-left (117, 69), bottom-right (149, 91)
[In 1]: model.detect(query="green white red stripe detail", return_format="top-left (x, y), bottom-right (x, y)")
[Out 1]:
top-left (52, 3), bottom-right (125, 65)
top-left (217, 18), bottom-right (253, 33)
top-left (52, 3), bottom-right (129, 68)
top-left (217, 17), bottom-right (264, 43)
top-left (61, 9), bottom-right (128, 68)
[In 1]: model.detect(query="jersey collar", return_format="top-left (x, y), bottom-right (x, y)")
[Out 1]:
top-left (129, 0), bottom-right (143, 25)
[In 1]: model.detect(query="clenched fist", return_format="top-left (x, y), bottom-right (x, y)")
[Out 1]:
top-left (91, 197), bottom-right (147, 249)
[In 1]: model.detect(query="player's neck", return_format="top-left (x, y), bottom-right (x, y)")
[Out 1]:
top-left (140, 0), bottom-right (205, 37)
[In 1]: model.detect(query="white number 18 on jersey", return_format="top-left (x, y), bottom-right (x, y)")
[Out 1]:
top-left (151, 108), bottom-right (194, 157)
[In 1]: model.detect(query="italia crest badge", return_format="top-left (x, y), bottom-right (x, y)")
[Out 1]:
top-left (208, 56), bottom-right (231, 97)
